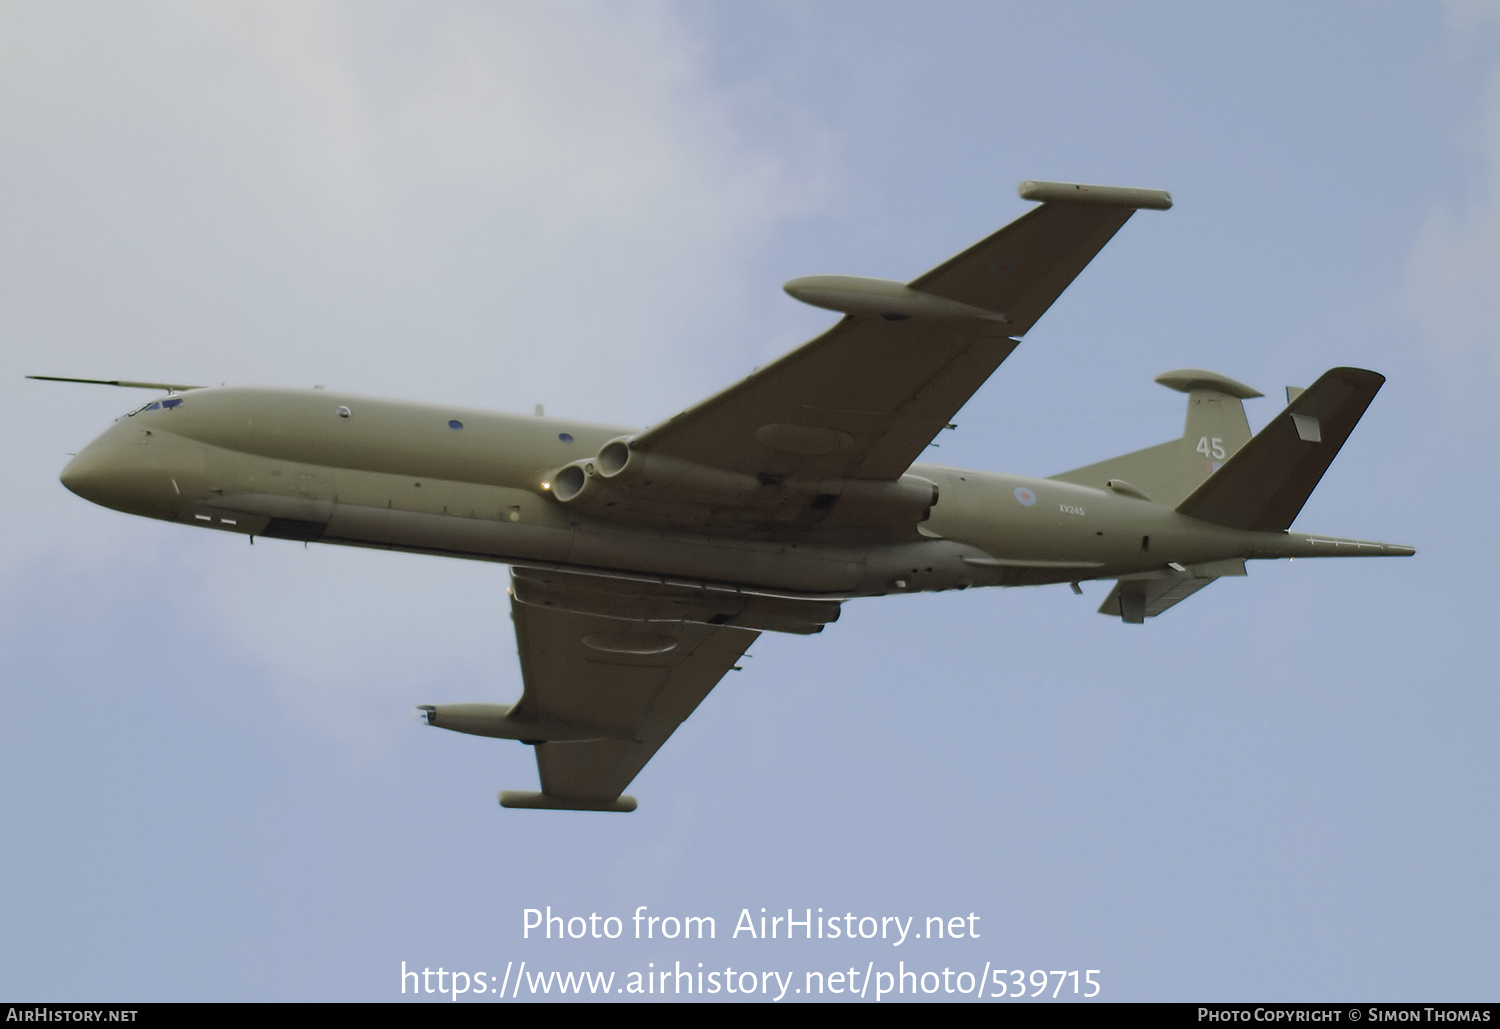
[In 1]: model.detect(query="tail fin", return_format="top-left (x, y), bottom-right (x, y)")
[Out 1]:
top-left (1050, 369), bottom-right (1262, 505)
top-left (1175, 367), bottom-right (1383, 531)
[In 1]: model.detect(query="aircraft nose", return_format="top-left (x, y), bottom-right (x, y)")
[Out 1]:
top-left (59, 440), bottom-right (175, 520)
top-left (60, 448), bottom-right (113, 505)
top-left (58, 428), bottom-right (193, 521)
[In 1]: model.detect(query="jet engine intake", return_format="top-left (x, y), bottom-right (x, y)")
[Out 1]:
top-left (550, 460), bottom-right (596, 503)
top-left (550, 438), bottom-right (764, 512)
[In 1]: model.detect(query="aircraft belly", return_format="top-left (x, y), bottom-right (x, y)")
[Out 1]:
top-left (175, 442), bottom-right (1252, 595)
top-left (136, 438), bottom-right (986, 594)
top-left (564, 527), bottom-right (866, 593)
top-left (325, 504), bottom-right (572, 562)
top-left (195, 482), bottom-right (1004, 596)
top-left (86, 426), bottom-right (1298, 599)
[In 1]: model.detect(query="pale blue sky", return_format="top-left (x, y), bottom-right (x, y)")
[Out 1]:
top-left (2, 1), bottom-right (1495, 1001)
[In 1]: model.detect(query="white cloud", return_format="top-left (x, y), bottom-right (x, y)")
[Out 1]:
top-left (1, 2), bottom-right (838, 408)
top-left (1402, 65), bottom-right (1500, 408)
top-left (1, 2), bottom-right (841, 751)
top-left (1445, 0), bottom-right (1500, 37)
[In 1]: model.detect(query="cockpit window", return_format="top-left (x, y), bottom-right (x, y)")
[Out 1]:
top-left (125, 396), bottom-right (183, 417)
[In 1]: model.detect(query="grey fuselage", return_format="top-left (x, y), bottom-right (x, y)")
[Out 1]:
top-left (59, 386), bottom-right (1381, 599)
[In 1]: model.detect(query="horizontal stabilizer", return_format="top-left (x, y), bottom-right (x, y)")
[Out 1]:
top-left (1176, 368), bottom-right (1383, 531)
top-left (1099, 560), bottom-right (1245, 623)
top-left (1100, 577), bottom-right (1215, 624)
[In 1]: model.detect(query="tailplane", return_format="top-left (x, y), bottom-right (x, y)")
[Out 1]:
top-left (1049, 369), bottom-right (1262, 504)
top-left (1091, 367), bottom-right (1398, 624)
top-left (1097, 558), bottom-right (1247, 624)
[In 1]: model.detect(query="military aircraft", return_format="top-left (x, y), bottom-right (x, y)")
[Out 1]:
top-left (39, 179), bottom-right (1412, 813)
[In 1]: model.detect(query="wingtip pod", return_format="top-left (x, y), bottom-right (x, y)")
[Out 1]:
top-left (499, 790), bottom-right (637, 813)
top-left (1018, 180), bottom-right (1173, 210)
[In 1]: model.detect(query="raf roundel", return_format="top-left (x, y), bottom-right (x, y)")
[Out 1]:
top-left (1014, 486), bottom-right (1037, 506)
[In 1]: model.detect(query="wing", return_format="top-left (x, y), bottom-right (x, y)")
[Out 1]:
top-left (497, 569), bottom-right (775, 811)
top-left (630, 181), bottom-right (1170, 484)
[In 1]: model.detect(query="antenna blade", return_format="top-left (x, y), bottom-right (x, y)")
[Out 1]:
top-left (27, 375), bottom-right (206, 391)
